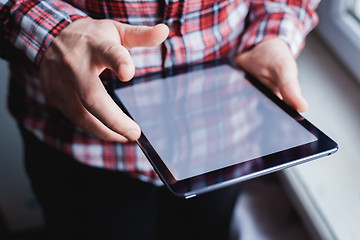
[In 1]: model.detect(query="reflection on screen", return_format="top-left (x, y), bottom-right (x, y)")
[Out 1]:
top-left (115, 65), bottom-right (317, 180)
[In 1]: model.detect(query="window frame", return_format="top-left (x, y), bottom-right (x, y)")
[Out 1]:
top-left (316, 0), bottom-right (360, 83)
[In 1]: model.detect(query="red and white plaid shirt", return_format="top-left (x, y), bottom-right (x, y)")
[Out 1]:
top-left (0, 0), bottom-right (319, 184)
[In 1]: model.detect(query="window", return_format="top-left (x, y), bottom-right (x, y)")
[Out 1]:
top-left (316, 0), bottom-right (360, 83)
top-left (348, 0), bottom-right (360, 21)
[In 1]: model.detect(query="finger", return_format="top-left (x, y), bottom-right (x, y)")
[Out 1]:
top-left (274, 60), bottom-right (308, 112)
top-left (280, 82), bottom-right (308, 112)
top-left (77, 75), bottom-right (141, 141)
top-left (116, 23), bottom-right (169, 49)
top-left (96, 42), bottom-right (135, 81)
top-left (55, 90), bottom-right (130, 142)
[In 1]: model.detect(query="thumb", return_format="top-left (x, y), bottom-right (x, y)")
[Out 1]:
top-left (275, 58), bottom-right (308, 112)
top-left (116, 23), bottom-right (169, 49)
top-left (280, 81), bottom-right (308, 112)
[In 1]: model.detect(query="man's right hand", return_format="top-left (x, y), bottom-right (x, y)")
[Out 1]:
top-left (39, 18), bottom-right (169, 142)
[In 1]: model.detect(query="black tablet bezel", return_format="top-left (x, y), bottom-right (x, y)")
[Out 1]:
top-left (108, 60), bottom-right (338, 199)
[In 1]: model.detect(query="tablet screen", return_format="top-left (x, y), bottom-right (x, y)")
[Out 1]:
top-left (114, 64), bottom-right (318, 181)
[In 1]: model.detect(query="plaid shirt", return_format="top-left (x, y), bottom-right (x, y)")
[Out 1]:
top-left (0, 0), bottom-right (319, 184)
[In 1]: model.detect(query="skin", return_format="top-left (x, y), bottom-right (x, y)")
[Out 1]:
top-left (234, 38), bottom-right (308, 113)
top-left (39, 18), bottom-right (169, 142)
top-left (39, 18), bottom-right (307, 143)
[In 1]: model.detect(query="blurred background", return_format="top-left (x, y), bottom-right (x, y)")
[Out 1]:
top-left (1, 1), bottom-right (359, 239)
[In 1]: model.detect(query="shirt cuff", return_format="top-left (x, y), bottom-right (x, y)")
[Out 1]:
top-left (11, 0), bottom-right (87, 66)
top-left (238, 11), bottom-right (319, 58)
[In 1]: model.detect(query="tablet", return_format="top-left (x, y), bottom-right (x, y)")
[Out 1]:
top-left (109, 61), bottom-right (338, 199)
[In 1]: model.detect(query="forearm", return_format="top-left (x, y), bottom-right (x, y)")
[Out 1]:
top-left (238, 0), bottom-right (320, 57)
top-left (0, 0), bottom-right (87, 66)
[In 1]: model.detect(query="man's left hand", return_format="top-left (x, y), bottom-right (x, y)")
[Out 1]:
top-left (234, 38), bottom-right (308, 112)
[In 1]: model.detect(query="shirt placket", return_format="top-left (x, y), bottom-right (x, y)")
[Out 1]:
top-left (160, 0), bottom-right (187, 68)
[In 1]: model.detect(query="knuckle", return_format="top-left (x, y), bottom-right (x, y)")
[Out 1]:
top-left (102, 42), bottom-right (118, 56)
top-left (101, 44), bottom-right (126, 68)
top-left (107, 119), bottom-right (128, 134)
top-left (79, 89), bottom-right (100, 109)
top-left (133, 25), bottom-right (143, 36)
top-left (122, 25), bottom-right (144, 47)
top-left (101, 44), bottom-right (135, 80)
top-left (102, 42), bottom-right (127, 58)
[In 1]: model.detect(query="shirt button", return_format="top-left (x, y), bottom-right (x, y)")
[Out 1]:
top-left (166, 19), bottom-right (175, 32)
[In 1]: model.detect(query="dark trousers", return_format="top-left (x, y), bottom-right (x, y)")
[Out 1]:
top-left (21, 128), bottom-right (241, 240)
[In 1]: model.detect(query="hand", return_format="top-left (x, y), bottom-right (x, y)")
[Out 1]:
top-left (39, 18), bottom-right (169, 142)
top-left (234, 38), bottom-right (308, 112)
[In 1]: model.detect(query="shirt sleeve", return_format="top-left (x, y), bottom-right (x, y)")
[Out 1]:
top-left (238, 0), bottom-right (320, 57)
top-left (0, 0), bottom-right (87, 66)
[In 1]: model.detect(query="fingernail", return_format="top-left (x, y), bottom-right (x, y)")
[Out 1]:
top-left (126, 129), bottom-right (140, 141)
